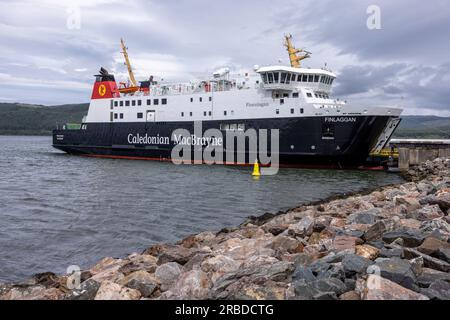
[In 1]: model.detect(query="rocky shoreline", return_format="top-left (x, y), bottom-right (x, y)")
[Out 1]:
top-left (1, 158), bottom-right (450, 300)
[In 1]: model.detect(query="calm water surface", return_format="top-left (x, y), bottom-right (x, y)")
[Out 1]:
top-left (0, 136), bottom-right (404, 282)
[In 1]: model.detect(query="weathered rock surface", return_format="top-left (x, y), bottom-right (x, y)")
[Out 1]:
top-left (2, 158), bottom-right (450, 300)
top-left (362, 275), bottom-right (429, 300)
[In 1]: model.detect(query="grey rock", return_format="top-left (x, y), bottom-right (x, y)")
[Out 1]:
top-left (292, 266), bottom-right (316, 283)
top-left (379, 247), bottom-right (403, 258)
top-left (155, 262), bottom-right (182, 290)
top-left (363, 220), bottom-right (389, 242)
top-left (313, 291), bottom-right (338, 300)
top-left (382, 229), bottom-right (425, 247)
top-left (310, 278), bottom-right (347, 296)
top-left (374, 257), bottom-right (418, 291)
top-left (344, 278), bottom-right (356, 292)
top-left (126, 278), bottom-right (158, 298)
top-left (417, 268), bottom-right (450, 287)
top-left (434, 248), bottom-right (450, 263)
top-left (347, 209), bottom-right (380, 225)
top-left (420, 280), bottom-right (450, 300)
top-left (66, 279), bottom-right (101, 300)
top-left (342, 254), bottom-right (371, 276)
top-left (408, 205), bottom-right (444, 221)
top-left (292, 279), bottom-right (320, 300)
top-left (367, 241), bottom-right (385, 249)
top-left (316, 264), bottom-right (345, 281)
top-left (403, 247), bottom-right (450, 272)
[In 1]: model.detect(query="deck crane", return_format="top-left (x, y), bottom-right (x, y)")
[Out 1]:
top-left (284, 34), bottom-right (311, 68)
top-left (118, 38), bottom-right (140, 94)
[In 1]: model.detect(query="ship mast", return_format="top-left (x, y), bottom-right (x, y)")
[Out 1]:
top-left (120, 38), bottom-right (138, 87)
top-left (284, 34), bottom-right (311, 68)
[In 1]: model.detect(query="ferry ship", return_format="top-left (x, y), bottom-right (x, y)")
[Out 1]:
top-left (52, 35), bottom-right (402, 167)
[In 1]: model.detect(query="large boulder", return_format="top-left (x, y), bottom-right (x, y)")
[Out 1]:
top-left (421, 280), bottom-right (450, 300)
top-left (119, 270), bottom-right (159, 298)
top-left (374, 257), bottom-right (418, 291)
top-left (417, 237), bottom-right (450, 256)
top-left (155, 262), bottom-right (182, 291)
top-left (362, 275), bottom-right (429, 300)
top-left (171, 269), bottom-right (212, 299)
top-left (342, 254), bottom-right (371, 276)
top-left (94, 281), bottom-right (141, 300)
top-left (382, 229), bottom-right (425, 247)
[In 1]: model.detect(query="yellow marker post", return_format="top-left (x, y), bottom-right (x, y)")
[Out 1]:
top-left (252, 159), bottom-right (261, 177)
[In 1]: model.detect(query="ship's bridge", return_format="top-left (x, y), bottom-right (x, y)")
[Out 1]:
top-left (256, 66), bottom-right (336, 94)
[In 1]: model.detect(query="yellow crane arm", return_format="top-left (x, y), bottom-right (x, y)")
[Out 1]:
top-left (120, 38), bottom-right (137, 87)
top-left (284, 34), bottom-right (311, 68)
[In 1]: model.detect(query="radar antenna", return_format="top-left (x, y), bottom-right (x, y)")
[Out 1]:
top-left (284, 34), bottom-right (311, 68)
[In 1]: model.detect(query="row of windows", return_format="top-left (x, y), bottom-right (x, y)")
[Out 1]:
top-left (219, 123), bottom-right (245, 131)
top-left (261, 72), bottom-right (335, 85)
top-left (306, 92), bottom-right (330, 99)
top-left (275, 108), bottom-right (304, 115)
top-left (114, 98), bottom-right (167, 108)
top-left (274, 92), bottom-right (300, 99)
top-left (190, 97), bottom-right (212, 103)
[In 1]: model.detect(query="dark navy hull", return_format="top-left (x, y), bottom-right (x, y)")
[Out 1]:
top-left (52, 116), bottom-right (397, 167)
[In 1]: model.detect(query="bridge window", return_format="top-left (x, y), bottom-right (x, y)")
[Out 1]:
top-left (286, 73), bottom-right (291, 84)
top-left (302, 74), bottom-right (308, 82)
top-left (314, 75), bottom-right (319, 82)
top-left (280, 72), bottom-right (286, 84)
top-left (273, 72), bottom-right (279, 83)
top-left (268, 73), bottom-right (274, 84)
top-left (261, 73), bottom-right (267, 84)
top-left (291, 73), bottom-right (296, 82)
top-left (162, 98), bottom-right (167, 105)
top-left (308, 75), bottom-right (314, 82)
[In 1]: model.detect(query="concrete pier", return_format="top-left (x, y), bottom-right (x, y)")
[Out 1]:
top-left (389, 139), bottom-right (450, 170)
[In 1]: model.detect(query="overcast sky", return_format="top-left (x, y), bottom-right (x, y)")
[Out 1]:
top-left (0, 0), bottom-right (449, 115)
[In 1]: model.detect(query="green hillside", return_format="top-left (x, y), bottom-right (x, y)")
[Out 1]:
top-left (0, 103), bottom-right (89, 135)
top-left (394, 116), bottom-right (450, 139)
